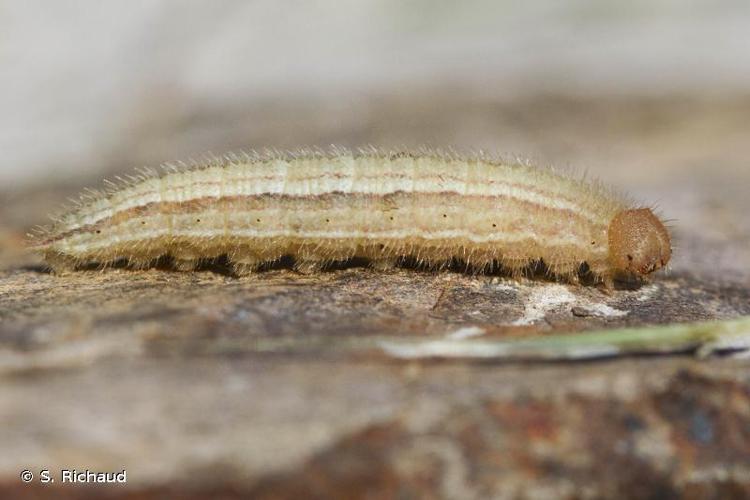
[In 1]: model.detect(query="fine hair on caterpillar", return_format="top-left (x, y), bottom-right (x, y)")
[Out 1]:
top-left (29, 147), bottom-right (672, 288)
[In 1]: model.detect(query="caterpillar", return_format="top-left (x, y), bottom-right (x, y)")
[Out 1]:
top-left (30, 148), bottom-right (672, 287)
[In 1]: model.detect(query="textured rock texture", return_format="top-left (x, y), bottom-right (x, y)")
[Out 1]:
top-left (1, 93), bottom-right (749, 499)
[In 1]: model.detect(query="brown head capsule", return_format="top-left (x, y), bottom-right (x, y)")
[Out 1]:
top-left (608, 208), bottom-right (671, 278)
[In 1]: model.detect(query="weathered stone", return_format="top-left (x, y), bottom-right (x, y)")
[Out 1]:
top-left (1, 94), bottom-right (749, 498)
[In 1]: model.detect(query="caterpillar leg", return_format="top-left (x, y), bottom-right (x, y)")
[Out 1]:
top-left (498, 257), bottom-right (529, 280)
top-left (173, 258), bottom-right (200, 272)
top-left (586, 263), bottom-right (616, 291)
top-left (293, 258), bottom-right (327, 274)
top-left (547, 261), bottom-right (581, 284)
top-left (43, 251), bottom-right (78, 274)
top-left (128, 257), bottom-right (156, 270)
top-left (370, 259), bottom-right (397, 271)
top-left (171, 244), bottom-right (210, 272)
top-left (231, 259), bottom-right (259, 276)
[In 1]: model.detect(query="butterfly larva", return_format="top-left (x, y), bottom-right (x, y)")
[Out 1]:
top-left (30, 148), bottom-right (672, 287)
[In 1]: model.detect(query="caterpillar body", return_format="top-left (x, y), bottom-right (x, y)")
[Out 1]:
top-left (31, 149), bottom-right (672, 287)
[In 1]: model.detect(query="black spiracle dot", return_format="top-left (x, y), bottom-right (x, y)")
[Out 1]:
top-left (442, 214), bottom-right (447, 218)
top-left (256, 218), bottom-right (261, 223)
top-left (492, 223), bottom-right (497, 228)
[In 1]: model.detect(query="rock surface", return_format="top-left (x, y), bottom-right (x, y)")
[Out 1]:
top-left (1, 93), bottom-right (749, 498)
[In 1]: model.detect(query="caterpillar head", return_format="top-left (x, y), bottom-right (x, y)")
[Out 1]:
top-left (608, 208), bottom-right (671, 279)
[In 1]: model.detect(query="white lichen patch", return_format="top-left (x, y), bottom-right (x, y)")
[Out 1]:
top-left (512, 284), bottom-right (577, 326)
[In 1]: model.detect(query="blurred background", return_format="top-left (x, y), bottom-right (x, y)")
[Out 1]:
top-left (2, 4), bottom-right (750, 495)
top-left (1, 0), bottom-right (749, 279)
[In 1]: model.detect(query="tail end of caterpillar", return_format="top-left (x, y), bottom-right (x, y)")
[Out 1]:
top-left (26, 228), bottom-right (78, 274)
top-left (608, 208), bottom-right (672, 281)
